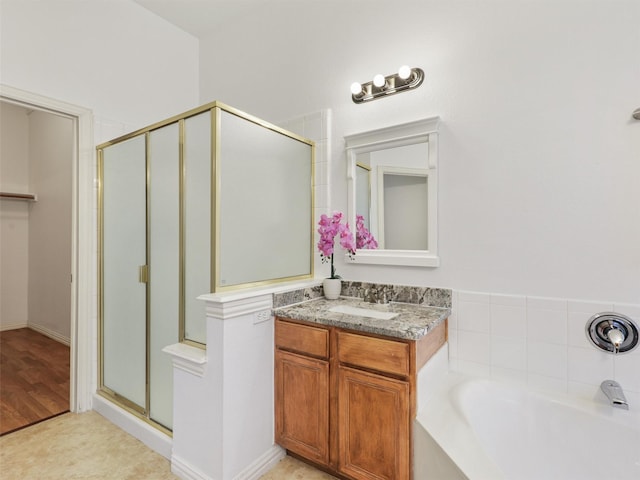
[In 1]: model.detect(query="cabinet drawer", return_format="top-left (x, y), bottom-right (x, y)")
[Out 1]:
top-left (337, 331), bottom-right (409, 377)
top-left (275, 319), bottom-right (329, 359)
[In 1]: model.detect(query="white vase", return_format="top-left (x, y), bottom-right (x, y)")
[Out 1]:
top-left (323, 278), bottom-right (342, 300)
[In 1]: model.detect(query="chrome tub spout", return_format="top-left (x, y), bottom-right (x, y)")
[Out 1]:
top-left (601, 380), bottom-right (629, 410)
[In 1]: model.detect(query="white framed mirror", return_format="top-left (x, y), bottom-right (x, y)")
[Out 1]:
top-left (345, 117), bottom-right (440, 267)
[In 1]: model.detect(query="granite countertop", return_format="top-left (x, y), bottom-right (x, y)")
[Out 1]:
top-left (273, 297), bottom-right (450, 341)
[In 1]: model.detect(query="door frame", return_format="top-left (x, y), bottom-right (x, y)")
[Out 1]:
top-left (1, 84), bottom-right (95, 412)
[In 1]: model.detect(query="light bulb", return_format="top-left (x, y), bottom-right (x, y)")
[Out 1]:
top-left (398, 65), bottom-right (412, 80)
top-left (373, 74), bottom-right (386, 88)
top-left (350, 82), bottom-right (363, 95)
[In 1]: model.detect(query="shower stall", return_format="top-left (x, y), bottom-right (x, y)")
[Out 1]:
top-left (97, 101), bottom-right (314, 431)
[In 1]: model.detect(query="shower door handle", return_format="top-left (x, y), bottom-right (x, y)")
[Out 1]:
top-left (138, 265), bottom-right (149, 283)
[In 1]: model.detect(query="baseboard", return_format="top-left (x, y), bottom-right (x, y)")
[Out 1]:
top-left (171, 445), bottom-right (285, 480)
top-left (171, 455), bottom-right (212, 480)
top-left (233, 445), bottom-right (285, 480)
top-left (28, 323), bottom-right (70, 346)
top-left (0, 322), bottom-right (28, 332)
top-left (92, 394), bottom-right (172, 460)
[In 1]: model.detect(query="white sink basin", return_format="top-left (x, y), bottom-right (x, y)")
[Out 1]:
top-left (329, 304), bottom-right (398, 320)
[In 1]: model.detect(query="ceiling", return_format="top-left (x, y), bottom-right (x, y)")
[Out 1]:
top-left (133, 0), bottom-right (273, 38)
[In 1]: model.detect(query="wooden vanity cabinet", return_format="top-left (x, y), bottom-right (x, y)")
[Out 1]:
top-left (338, 366), bottom-right (410, 479)
top-left (275, 320), bottom-right (330, 465)
top-left (336, 331), bottom-right (412, 479)
top-left (275, 317), bottom-right (447, 480)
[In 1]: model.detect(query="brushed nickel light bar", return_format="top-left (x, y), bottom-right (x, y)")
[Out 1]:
top-left (633, 108), bottom-right (640, 120)
top-left (351, 66), bottom-right (424, 104)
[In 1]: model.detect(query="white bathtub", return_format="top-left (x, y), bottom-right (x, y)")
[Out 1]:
top-left (415, 373), bottom-right (640, 480)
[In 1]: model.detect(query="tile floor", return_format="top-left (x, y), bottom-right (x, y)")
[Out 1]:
top-left (261, 456), bottom-right (338, 479)
top-left (0, 411), bottom-right (335, 479)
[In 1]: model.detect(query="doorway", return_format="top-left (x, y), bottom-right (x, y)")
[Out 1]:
top-left (0, 85), bottom-right (95, 422)
top-left (0, 101), bottom-right (74, 434)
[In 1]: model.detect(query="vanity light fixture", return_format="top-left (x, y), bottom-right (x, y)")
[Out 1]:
top-left (350, 66), bottom-right (424, 104)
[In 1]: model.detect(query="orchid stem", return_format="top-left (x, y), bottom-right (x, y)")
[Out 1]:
top-left (330, 254), bottom-right (335, 279)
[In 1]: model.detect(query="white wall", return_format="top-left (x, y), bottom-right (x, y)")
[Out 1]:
top-left (1, 0), bottom-right (199, 403)
top-left (28, 111), bottom-right (74, 341)
top-left (0, 103), bottom-right (30, 330)
top-left (199, 0), bottom-right (640, 305)
top-left (0, 0), bottom-right (200, 139)
top-left (0, 106), bottom-right (73, 342)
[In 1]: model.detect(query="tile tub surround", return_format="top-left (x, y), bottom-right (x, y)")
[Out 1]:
top-left (448, 291), bottom-right (640, 404)
top-left (273, 297), bottom-right (450, 340)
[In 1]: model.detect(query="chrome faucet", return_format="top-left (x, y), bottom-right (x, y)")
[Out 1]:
top-left (363, 287), bottom-right (390, 304)
top-left (364, 288), bottom-right (378, 303)
top-left (601, 380), bottom-right (629, 410)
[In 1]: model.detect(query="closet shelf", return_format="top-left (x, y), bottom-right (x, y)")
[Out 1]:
top-left (0, 192), bottom-right (38, 201)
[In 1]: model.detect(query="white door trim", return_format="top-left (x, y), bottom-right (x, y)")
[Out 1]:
top-left (1, 84), bottom-right (95, 412)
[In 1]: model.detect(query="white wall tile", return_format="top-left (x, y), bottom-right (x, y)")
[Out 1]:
top-left (445, 290), bottom-right (637, 402)
top-left (447, 329), bottom-right (458, 359)
top-left (613, 303), bottom-right (640, 318)
top-left (527, 296), bottom-right (567, 311)
top-left (458, 301), bottom-right (490, 333)
top-left (491, 294), bottom-right (526, 307)
top-left (491, 366), bottom-right (527, 385)
top-left (527, 373), bottom-right (567, 395)
top-left (567, 311), bottom-right (592, 348)
top-left (527, 300), bottom-right (567, 345)
top-left (458, 291), bottom-right (490, 303)
top-left (458, 330), bottom-right (491, 364)
top-left (614, 350), bottom-right (640, 392)
top-left (527, 341), bottom-right (567, 379)
top-left (314, 159), bottom-right (328, 187)
top-left (447, 308), bottom-right (458, 331)
top-left (621, 390), bottom-right (640, 410)
top-left (491, 336), bottom-right (527, 371)
top-left (314, 185), bottom-right (329, 209)
top-left (279, 118), bottom-right (304, 137)
top-left (567, 381), bottom-right (601, 402)
top-left (491, 304), bottom-right (526, 338)
top-left (456, 359), bottom-right (491, 378)
top-left (567, 346), bottom-right (614, 386)
top-left (568, 300), bottom-right (614, 313)
top-left (448, 356), bottom-right (459, 372)
top-left (449, 290), bottom-right (459, 330)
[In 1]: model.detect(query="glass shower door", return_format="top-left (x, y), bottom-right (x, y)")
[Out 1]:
top-left (148, 123), bottom-right (180, 429)
top-left (101, 135), bottom-right (147, 410)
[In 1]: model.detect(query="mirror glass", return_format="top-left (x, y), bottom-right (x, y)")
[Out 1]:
top-left (346, 117), bottom-right (440, 267)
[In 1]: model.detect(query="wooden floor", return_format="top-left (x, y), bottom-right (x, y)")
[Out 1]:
top-left (0, 328), bottom-right (70, 435)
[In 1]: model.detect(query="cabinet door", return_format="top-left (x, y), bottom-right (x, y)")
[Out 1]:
top-left (275, 350), bottom-right (329, 465)
top-left (338, 366), bottom-right (410, 480)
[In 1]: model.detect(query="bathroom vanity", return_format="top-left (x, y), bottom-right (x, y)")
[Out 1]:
top-left (273, 297), bottom-right (449, 480)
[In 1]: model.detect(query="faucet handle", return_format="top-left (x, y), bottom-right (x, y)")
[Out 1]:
top-left (607, 327), bottom-right (625, 349)
top-left (380, 287), bottom-right (389, 304)
top-left (586, 312), bottom-right (639, 355)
